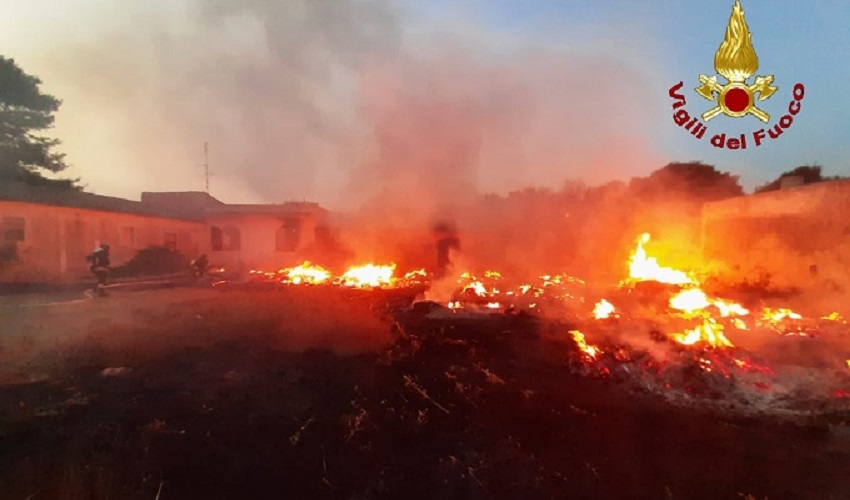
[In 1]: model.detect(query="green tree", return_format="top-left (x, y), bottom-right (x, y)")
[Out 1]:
top-left (0, 56), bottom-right (78, 189)
top-left (628, 161), bottom-right (744, 202)
top-left (753, 164), bottom-right (844, 193)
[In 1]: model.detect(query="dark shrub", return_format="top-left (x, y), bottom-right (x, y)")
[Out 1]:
top-left (112, 246), bottom-right (189, 278)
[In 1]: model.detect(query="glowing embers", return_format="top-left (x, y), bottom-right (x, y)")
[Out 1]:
top-left (401, 269), bottom-right (428, 286)
top-left (822, 312), bottom-right (845, 323)
top-left (242, 231), bottom-right (839, 354)
top-left (757, 307), bottom-right (813, 337)
top-left (458, 271), bottom-right (502, 297)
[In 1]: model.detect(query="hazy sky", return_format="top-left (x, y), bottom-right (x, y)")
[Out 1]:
top-left (1, 0), bottom-right (846, 208)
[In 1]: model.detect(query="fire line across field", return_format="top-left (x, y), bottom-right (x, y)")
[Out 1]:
top-left (2, 284), bottom-right (848, 499)
top-left (2, 231), bottom-right (849, 497)
top-left (216, 231), bottom-right (850, 410)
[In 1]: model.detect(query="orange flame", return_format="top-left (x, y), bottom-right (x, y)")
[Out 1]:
top-left (672, 318), bottom-right (733, 348)
top-left (593, 299), bottom-right (616, 319)
top-left (822, 312), bottom-right (845, 322)
top-left (713, 299), bottom-right (749, 317)
top-left (464, 280), bottom-right (488, 296)
top-left (403, 269), bottom-right (427, 281)
top-left (731, 318), bottom-right (749, 330)
top-left (570, 330), bottom-right (601, 359)
top-left (626, 233), bottom-right (695, 285)
top-left (339, 263), bottom-right (395, 288)
top-left (669, 288), bottom-right (749, 318)
top-left (282, 261), bottom-right (331, 285)
top-left (762, 308), bottom-right (802, 324)
top-left (669, 289), bottom-right (710, 314)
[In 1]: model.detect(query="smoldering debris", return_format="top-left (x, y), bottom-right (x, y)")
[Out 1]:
top-left (2, 286), bottom-right (849, 498)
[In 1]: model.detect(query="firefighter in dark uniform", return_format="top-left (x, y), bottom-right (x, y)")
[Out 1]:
top-left (87, 243), bottom-right (111, 297)
top-left (433, 222), bottom-right (460, 279)
top-left (191, 253), bottom-right (209, 277)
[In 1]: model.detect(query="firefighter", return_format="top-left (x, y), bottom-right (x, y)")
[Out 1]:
top-left (191, 253), bottom-right (209, 277)
top-left (86, 243), bottom-right (111, 297)
top-left (434, 222), bottom-right (460, 279)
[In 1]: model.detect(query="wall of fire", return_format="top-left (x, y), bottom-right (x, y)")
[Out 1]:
top-left (0, 201), bottom-right (203, 282)
top-left (701, 180), bottom-right (850, 291)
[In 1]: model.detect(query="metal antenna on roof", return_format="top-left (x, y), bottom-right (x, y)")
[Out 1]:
top-left (203, 142), bottom-right (210, 194)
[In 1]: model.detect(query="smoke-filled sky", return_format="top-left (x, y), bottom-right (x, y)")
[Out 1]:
top-left (1, 0), bottom-right (847, 209)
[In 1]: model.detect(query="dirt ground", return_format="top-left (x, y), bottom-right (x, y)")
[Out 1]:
top-left (1, 286), bottom-right (849, 499)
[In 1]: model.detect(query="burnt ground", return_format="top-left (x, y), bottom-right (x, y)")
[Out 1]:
top-left (0, 287), bottom-right (848, 499)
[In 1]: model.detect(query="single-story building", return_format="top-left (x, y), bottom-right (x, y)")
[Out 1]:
top-left (0, 183), bottom-right (333, 283)
top-left (203, 202), bottom-right (330, 271)
top-left (140, 191), bottom-right (335, 271)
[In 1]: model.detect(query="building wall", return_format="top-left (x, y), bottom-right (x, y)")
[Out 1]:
top-left (701, 180), bottom-right (850, 289)
top-left (205, 213), bottom-right (317, 270)
top-left (0, 201), bottom-right (204, 282)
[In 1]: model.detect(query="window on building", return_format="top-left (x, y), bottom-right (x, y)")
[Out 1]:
top-left (222, 225), bottom-right (241, 251)
top-left (210, 225), bottom-right (240, 251)
top-left (276, 218), bottom-right (301, 251)
top-left (211, 226), bottom-right (223, 251)
top-left (164, 232), bottom-right (178, 251)
top-left (2, 216), bottom-right (25, 243)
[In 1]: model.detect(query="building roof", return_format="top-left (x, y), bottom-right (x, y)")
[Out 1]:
top-left (204, 202), bottom-right (326, 217)
top-left (0, 184), bottom-right (330, 222)
top-left (0, 182), bottom-right (202, 221)
top-left (141, 191), bottom-right (224, 219)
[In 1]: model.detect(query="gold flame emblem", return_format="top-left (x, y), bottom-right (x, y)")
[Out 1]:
top-left (695, 0), bottom-right (777, 122)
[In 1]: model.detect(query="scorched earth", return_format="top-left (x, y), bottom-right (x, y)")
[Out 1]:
top-left (0, 234), bottom-right (849, 499)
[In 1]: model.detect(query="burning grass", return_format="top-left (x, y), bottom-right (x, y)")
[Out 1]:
top-left (221, 233), bottom-right (850, 411)
top-left (1, 284), bottom-right (848, 498)
top-left (2, 232), bottom-right (849, 497)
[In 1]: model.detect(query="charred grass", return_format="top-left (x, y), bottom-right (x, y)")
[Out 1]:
top-left (0, 287), bottom-right (848, 499)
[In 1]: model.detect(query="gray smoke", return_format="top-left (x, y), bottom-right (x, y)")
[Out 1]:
top-left (14, 0), bottom-right (664, 215)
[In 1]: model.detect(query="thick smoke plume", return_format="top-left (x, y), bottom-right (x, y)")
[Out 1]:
top-left (17, 0), bottom-right (663, 203)
top-left (9, 0), bottom-right (670, 277)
